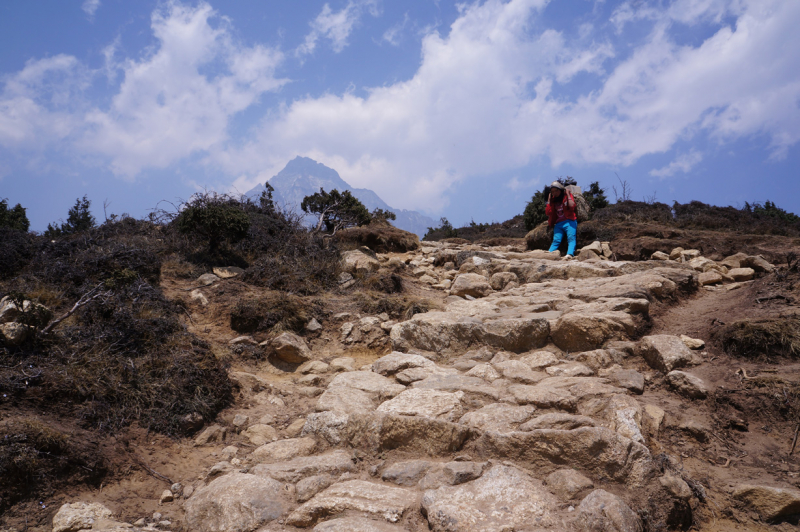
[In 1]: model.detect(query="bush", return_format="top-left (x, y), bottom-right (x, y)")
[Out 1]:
top-left (301, 188), bottom-right (371, 234)
top-left (0, 199), bottom-right (30, 232)
top-left (522, 191), bottom-right (547, 231)
top-left (423, 218), bottom-right (458, 240)
top-left (241, 232), bottom-right (340, 295)
top-left (175, 192), bottom-right (251, 252)
top-left (0, 418), bottom-right (105, 514)
top-left (719, 317), bottom-right (800, 360)
top-left (230, 292), bottom-right (313, 334)
top-left (45, 196), bottom-right (96, 237)
top-left (0, 228), bottom-right (35, 280)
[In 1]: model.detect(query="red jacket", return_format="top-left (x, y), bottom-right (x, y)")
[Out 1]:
top-left (545, 191), bottom-right (577, 227)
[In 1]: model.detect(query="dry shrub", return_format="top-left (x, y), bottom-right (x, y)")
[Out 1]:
top-left (363, 272), bottom-right (403, 294)
top-left (242, 235), bottom-right (340, 295)
top-left (0, 418), bottom-right (105, 513)
top-left (0, 282), bottom-right (231, 436)
top-left (0, 228), bottom-right (35, 280)
top-left (230, 292), bottom-right (315, 334)
top-left (719, 316), bottom-right (800, 359)
top-left (354, 292), bottom-right (435, 319)
top-left (161, 255), bottom-right (205, 279)
top-left (334, 225), bottom-right (420, 253)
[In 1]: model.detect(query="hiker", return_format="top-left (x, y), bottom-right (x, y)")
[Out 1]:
top-left (546, 181), bottom-right (577, 259)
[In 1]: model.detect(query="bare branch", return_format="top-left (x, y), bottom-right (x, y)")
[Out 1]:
top-left (40, 283), bottom-right (112, 335)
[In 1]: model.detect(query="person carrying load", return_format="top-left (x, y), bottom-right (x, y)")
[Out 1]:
top-left (545, 180), bottom-right (577, 259)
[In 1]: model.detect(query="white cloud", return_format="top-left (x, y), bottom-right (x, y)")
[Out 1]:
top-left (506, 176), bottom-right (541, 191)
top-left (0, 2), bottom-right (286, 177)
top-left (649, 151), bottom-right (703, 177)
top-left (82, 0), bottom-right (101, 18)
top-left (297, 0), bottom-right (379, 56)
top-left (382, 13), bottom-right (410, 46)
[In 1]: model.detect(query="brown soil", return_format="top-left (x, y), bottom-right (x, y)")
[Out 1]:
top-left (644, 270), bottom-right (800, 530)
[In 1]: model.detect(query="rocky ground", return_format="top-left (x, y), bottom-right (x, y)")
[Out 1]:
top-left (4, 238), bottom-right (800, 532)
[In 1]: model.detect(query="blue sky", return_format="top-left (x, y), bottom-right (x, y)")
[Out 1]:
top-left (1, 0), bottom-right (799, 231)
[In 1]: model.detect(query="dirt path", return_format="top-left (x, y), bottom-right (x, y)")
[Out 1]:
top-left (648, 283), bottom-right (800, 531)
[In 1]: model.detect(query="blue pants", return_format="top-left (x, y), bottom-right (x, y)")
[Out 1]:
top-left (549, 220), bottom-right (577, 256)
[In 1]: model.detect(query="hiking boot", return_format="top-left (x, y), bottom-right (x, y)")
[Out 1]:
top-left (564, 254), bottom-right (574, 260)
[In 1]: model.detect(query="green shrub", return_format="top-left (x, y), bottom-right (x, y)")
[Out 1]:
top-left (176, 193), bottom-right (251, 252)
top-left (301, 188), bottom-right (371, 234)
top-left (45, 196), bottom-right (96, 237)
top-left (0, 199), bottom-right (29, 232)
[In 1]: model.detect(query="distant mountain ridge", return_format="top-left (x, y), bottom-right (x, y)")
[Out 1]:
top-left (245, 156), bottom-right (435, 237)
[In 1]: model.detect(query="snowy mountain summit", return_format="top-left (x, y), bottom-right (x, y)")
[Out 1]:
top-left (246, 157), bottom-right (434, 237)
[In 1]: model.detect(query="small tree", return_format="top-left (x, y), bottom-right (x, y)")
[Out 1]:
top-left (583, 181), bottom-right (609, 212)
top-left (522, 190), bottom-right (548, 230)
top-left (371, 208), bottom-right (397, 225)
top-left (423, 217), bottom-right (458, 240)
top-left (301, 188), bottom-right (371, 235)
top-left (175, 192), bottom-right (251, 251)
top-left (45, 195), bottom-right (96, 237)
top-left (0, 198), bottom-right (30, 232)
top-left (259, 182), bottom-right (276, 212)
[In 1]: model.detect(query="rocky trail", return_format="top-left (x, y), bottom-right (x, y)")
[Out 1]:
top-left (10, 240), bottom-right (800, 532)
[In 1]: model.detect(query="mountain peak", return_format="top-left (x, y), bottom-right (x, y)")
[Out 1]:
top-left (246, 157), bottom-right (434, 237)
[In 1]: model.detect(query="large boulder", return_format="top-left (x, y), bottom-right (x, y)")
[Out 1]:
top-left (573, 489), bottom-right (642, 532)
top-left (328, 371), bottom-right (405, 398)
top-left (271, 332), bottom-right (312, 363)
top-left (637, 335), bottom-right (693, 373)
top-left (52, 502), bottom-right (113, 532)
top-left (450, 273), bottom-right (493, 298)
top-left (313, 517), bottom-right (406, 531)
top-left (316, 386), bottom-right (376, 415)
top-left (341, 249), bottom-right (381, 274)
top-left (474, 426), bottom-right (652, 485)
top-left (390, 313), bottom-right (549, 355)
top-left (249, 437), bottom-right (317, 463)
top-left (371, 352), bottom-right (433, 375)
top-left (252, 450), bottom-right (355, 483)
top-left (347, 412), bottom-right (472, 455)
top-left (184, 472), bottom-right (289, 532)
top-left (286, 480), bottom-right (416, 527)
top-left (551, 312), bottom-right (635, 352)
top-left (733, 484), bottom-right (800, 520)
top-left (666, 371), bottom-right (709, 399)
top-left (421, 464), bottom-right (565, 531)
top-left (377, 389), bottom-right (464, 421)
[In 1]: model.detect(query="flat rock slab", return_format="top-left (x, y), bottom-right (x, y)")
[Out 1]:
top-left (286, 480), bottom-right (415, 527)
top-left (412, 374), bottom-right (501, 401)
top-left (381, 459), bottom-right (434, 486)
top-left (733, 484), bottom-right (800, 520)
top-left (184, 472), bottom-right (288, 532)
top-left (250, 437), bottom-right (317, 464)
top-left (458, 403), bottom-right (536, 432)
top-left (251, 450), bottom-right (355, 483)
top-left (377, 388), bottom-right (464, 421)
top-left (474, 426), bottom-right (652, 486)
top-left (313, 517), bottom-right (407, 531)
top-left (372, 352), bottom-right (433, 375)
top-left (346, 412), bottom-right (472, 455)
top-left (328, 371), bottom-right (405, 398)
top-left (422, 464), bottom-right (564, 531)
top-left (316, 386), bottom-right (376, 415)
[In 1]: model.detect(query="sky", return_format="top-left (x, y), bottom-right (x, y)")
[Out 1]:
top-left (1, 0), bottom-right (799, 231)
